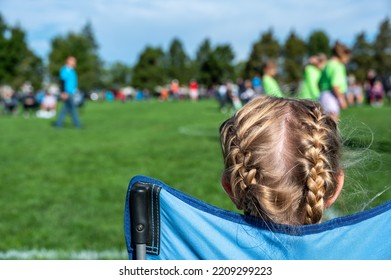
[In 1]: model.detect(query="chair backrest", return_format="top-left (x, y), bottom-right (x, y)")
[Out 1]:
top-left (124, 175), bottom-right (391, 260)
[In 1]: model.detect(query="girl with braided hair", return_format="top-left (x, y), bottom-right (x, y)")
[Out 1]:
top-left (219, 95), bottom-right (344, 225)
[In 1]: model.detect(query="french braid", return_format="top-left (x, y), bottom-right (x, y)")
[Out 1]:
top-left (299, 103), bottom-right (340, 224)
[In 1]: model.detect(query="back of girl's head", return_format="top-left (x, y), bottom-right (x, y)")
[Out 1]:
top-left (219, 95), bottom-right (342, 225)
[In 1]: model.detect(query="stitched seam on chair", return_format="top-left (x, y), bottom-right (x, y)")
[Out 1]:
top-left (155, 184), bottom-right (161, 255)
top-left (146, 184), bottom-right (160, 255)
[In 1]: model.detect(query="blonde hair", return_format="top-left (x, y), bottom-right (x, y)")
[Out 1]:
top-left (220, 95), bottom-right (342, 225)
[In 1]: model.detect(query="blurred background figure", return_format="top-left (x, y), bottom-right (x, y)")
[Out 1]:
top-left (0, 85), bottom-right (18, 115)
top-left (262, 60), bottom-right (284, 97)
top-left (364, 69), bottom-right (385, 107)
top-left (298, 53), bottom-right (327, 100)
top-left (169, 79), bottom-right (180, 100)
top-left (370, 79), bottom-right (385, 107)
top-left (20, 81), bottom-right (38, 118)
top-left (240, 79), bottom-right (256, 104)
top-left (36, 86), bottom-right (58, 119)
top-left (189, 79), bottom-right (199, 101)
top-left (346, 74), bottom-right (364, 106)
top-left (55, 56), bottom-right (82, 128)
top-left (364, 69), bottom-right (377, 105)
top-left (251, 74), bottom-right (263, 95)
top-left (319, 41), bottom-right (351, 121)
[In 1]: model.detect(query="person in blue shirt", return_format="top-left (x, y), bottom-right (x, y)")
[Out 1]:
top-left (55, 56), bottom-right (82, 128)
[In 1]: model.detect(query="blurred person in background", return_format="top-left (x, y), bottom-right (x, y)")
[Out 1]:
top-left (262, 60), bottom-right (284, 97)
top-left (318, 41), bottom-right (351, 121)
top-left (346, 74), bottom-right (364, 106)
top-left (1, 85), bottom-right (18, 115)
top-left (20, 81), bottom-right (38, 118)
top-left (37, 87), bottom-right (58, 119)
top-left (298, 53), bottom-right (327, 101)
top-left (54, 56), bottom-right (82, 128)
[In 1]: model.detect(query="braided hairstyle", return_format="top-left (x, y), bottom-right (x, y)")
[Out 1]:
top-left (220, 95), bottom-right (341, 225)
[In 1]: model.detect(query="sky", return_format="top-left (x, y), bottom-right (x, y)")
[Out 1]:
top-left (1, 0), bottom-right (390, 66)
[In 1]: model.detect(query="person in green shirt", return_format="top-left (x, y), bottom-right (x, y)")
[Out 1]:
top-left (262, 60), bottom-right (284, 97)
top-left (318, 41), bottom-right (351, 121)
top-left (298, 54), bottom-right (327, 100)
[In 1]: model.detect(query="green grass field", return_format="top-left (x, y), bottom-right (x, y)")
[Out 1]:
top-left (0, 98), bottom-right (390, 259)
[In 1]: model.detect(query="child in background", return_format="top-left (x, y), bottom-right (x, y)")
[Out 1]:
top-left (298, 54), bottom-right (327, 100)
top-left (219, 95), bottom-right (344, 225)
top-left (318, 41), bottom-right (351, 121)
top-left (36, 90), bottom-right (57, 118)
top-left (346, 74), bottom-right (364, 106)
top-left (262, 60), bottom-right (284, 97)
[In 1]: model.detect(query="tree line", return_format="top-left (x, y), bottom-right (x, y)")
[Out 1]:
top-left (1, 13), bottom-right (390, 94)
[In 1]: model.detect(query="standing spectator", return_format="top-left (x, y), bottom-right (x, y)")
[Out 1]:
top-left (55, 56), bottom-right (82, 128)
top-left (318, 41), bottom-right (351, 121)
top-left (217, 82), bottom-right (229, 113)
top-left (189, 79), bottom-right (199, 101)
top-left (262, 60), bottom-right (284, 97)
top-left (364, 69), bottom-right (377, 105)
top-left (170, 79), bottom-right (180, 100)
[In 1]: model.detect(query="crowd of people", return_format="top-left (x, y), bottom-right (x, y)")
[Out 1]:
top-left (213, 41), bottom-right (391, 120)
top-left (0, 82), bottom-right (60, 119)
top-left (2, 45), bottom-right (391, 123)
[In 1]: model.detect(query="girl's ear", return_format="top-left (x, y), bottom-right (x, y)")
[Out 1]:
top-left (221, 175), bottom-right (234, 201)
top-left (325, 170), bottom-right (344, 209)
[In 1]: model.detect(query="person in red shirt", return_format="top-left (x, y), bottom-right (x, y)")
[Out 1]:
top-left (189, 79), bottom-right (199, 101)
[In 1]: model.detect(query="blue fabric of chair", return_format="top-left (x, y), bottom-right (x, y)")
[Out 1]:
top-left (124, 175), bottom-right (391, 260)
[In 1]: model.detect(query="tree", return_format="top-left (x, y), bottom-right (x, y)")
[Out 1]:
top-left (307, 30), bottom-right (331, 57)
top-left (0, 14), bottom-right (43, 90)
top-left (164, 38), bottom-right (191, 84)
top-left (373, 17), bottom-right (391, 74)
top-left (194, 39), bottom-right (236, 87)
top-left (131, 46), bottom-right (165, 92)
top-left (350, 31), bottom-right (375, 82)
top-left (195, 39), bottom-right (213, 86)
top-left (244, 29), bottom-right (280, 79)
top-left (213, 44), bottom-right (235, 83)
top-left (282, 30), bottom-right (306, 84)
top-left (48, 22), bottom-right (102, 92)
top-left (102, 62), bottom-right (132, 89)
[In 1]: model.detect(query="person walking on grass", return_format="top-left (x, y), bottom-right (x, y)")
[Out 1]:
top-left (55, 56), bottom-right (82, 128)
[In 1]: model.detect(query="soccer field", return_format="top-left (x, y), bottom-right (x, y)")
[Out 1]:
top-left (0, 99), bottom-right (390, 259)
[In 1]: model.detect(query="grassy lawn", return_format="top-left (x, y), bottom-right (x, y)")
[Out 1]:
top-left (0, 98), bottom-right (390, 259)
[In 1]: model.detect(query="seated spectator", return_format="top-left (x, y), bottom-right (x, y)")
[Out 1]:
top-left (36, 91), bottom-right (57, 118)
top-left (1, 85), bottom-right (18, 115)
top-left (21, 90), bottom-right (38, 117)
top-left (369, 79), bottom-right (384, 107)
top-left (346, 74), bottom-right (364, 106)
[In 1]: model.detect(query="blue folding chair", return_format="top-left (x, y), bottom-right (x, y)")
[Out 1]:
top-left (124, 175), bottom-right (391, 260)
